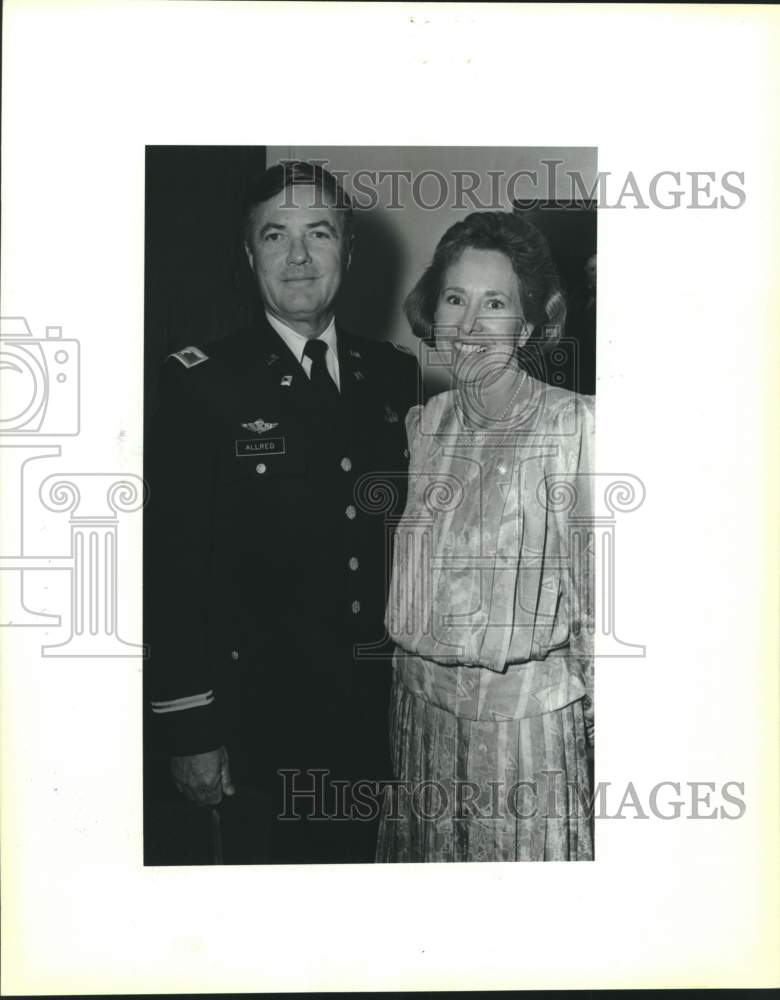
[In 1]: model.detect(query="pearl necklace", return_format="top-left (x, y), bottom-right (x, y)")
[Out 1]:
top-left (456, 370), bottom-right (528, 432)
top-left (497, 370), bottom-right (528, 421)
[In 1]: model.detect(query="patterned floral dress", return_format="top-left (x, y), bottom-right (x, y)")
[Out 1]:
top-left (376, 375), bottom-right (595, 862)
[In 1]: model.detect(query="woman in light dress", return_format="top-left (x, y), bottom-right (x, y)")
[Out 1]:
top-left (377, 211), bottom-right (595, 862)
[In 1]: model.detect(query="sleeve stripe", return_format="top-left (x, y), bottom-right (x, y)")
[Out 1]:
top-left (151, 689), bottom-right (214, 708)
top-left (150, 691), bottom-right (215, 714)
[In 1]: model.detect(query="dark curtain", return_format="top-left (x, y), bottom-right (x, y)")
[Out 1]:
top-left (144, 145), bottom-right (267, 424)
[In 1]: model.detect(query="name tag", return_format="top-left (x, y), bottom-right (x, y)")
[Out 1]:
top-left (235, 437), bottom-right (286, 457)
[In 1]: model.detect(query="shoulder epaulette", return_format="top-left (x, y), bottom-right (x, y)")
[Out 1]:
top-left (169, 346), bottom-right (209, 369)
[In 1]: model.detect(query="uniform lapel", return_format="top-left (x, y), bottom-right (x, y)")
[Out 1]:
top-left (337, 328), bottom-right (393, 461)
top-left (336, 328), bottom-right (372, 413)
top-left (230, 319), bottom-right (367, 426)
top-left (245, 316), bottom-right (327, 416)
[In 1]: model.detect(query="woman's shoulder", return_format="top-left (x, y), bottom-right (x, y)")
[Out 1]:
top-left (407, 390), bottom-right (456, 435)
top-left (527, 376), bottom-right (594, 429)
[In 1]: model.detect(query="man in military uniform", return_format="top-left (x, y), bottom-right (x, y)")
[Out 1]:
top-left (145, 162), bottom-right (419, 863)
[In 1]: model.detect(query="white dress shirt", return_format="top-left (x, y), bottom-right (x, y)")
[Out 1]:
top-left (265, 312), bottom-right (341, 391)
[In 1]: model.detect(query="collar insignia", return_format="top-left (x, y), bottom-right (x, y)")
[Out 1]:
top-left (384, 405), bottom-right (399, 424)
top-left (280, 375), bottom-right (293, 387)
top-left (353, 370), bottom-right (365, 382)
top-left (265, 353), bottom-right (279, 367)
top-left (241, 418), bottom-right (279, 435)
top-left (170, 346), bottom-right (209, 369)
top-left (349, 349), bottom-right (362, 359)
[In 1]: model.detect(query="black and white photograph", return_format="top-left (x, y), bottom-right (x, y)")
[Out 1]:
top-left (1, 2), bottom-right (778, 994)
top-left (142, 146), bottom-right (598, 866)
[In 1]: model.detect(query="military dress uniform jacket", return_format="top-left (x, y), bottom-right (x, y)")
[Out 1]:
top-left (145, 320), bottom-right (420, 759)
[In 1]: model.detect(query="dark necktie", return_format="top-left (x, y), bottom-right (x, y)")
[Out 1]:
top-left (303, 338), bottom-right (340, 406)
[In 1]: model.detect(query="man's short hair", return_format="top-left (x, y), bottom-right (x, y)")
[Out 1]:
top-left (243, 161), bottom-right (353, 243)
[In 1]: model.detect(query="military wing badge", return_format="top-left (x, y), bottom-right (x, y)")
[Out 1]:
top-left (241, 418), bottom-right (279, 435)
top-left (170, 346), bottom-right (209, 368)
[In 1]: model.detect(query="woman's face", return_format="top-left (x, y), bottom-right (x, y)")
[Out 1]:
top-left (434, 248), bottom-right (530, 384)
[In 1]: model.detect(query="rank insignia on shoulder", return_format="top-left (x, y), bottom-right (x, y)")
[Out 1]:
top-left (241, 417), bottom-right (279, 435)
top-left (280, 375), bottom-right (293, 387)
top-left (384, 405), bottom-right (399, 424)
top-left (170, 346), bottom-right (209, 368)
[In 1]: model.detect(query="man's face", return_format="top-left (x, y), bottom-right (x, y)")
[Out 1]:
top-left (244, 186), bottom-right (349, 335)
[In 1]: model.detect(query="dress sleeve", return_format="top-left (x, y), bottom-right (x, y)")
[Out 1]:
top-left (405, 403), bottom-right (423, 449)
top-left (384, 401), bottom-right (434, 648)
top-left (555, 394), bottom-right (595, 738)
top-left (401, 403), bottom-right (425, 488)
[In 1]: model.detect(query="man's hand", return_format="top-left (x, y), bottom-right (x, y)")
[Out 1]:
top-left (170, 746), bottom-right (235, 806)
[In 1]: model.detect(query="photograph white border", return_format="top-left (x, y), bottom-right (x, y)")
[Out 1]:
top-left (2, 1), bottom-right (779, 993)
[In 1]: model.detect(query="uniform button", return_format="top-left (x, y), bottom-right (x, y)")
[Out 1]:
top-left (230, 650), bottom-right (240, 661)
top-left (255, 462), bottom-right (267, 475)
top-left (340, 456), bottom-right (353, 472)
top-left (351, 600), bottom-right (361, 614)
top-left (348, 556), bottom-right (359, 571)
top-left (345, 504), bottom-right (357, 520)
